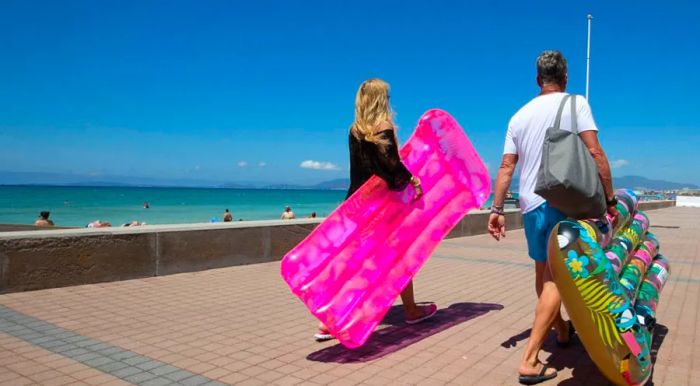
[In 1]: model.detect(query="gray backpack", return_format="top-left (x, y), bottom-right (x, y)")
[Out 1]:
top-left (534, 94), bottom-right (606, 219)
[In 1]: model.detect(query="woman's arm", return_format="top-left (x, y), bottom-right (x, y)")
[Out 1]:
top-left (370, 129), bottom-right (413, 191)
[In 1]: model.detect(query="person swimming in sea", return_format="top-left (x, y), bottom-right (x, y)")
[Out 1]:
top-left (281, 206), bottom-right (296, 220)
top-left (35, 211), bottom-right (55, 227)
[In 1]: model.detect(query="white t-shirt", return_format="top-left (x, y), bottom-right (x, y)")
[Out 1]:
top-left (503, 92), bottom-right (598, 213)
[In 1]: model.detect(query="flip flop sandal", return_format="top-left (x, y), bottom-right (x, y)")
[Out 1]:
top-left (405, 303), bottom-right (438, 325)
top-left (556, 320), bottom-right (576, 348)
top-left (518, 364), bottom-right (557, 385)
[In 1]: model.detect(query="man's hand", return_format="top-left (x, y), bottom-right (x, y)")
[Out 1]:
top-left (487, 213), bottom-right (506, 241)
top-left (488, 153), bottom-right (517, 241)
top-left (607, 204), bottom-right (620, 229)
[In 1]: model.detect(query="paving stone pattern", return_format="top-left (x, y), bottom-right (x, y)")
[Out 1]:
top-left (0, 207), bottom-right (698, 385)
top-left (0, 306), bottom-right (225, 386)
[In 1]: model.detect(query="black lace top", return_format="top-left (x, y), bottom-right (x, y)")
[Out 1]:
top-left (347, 129), bottom-right (413, 198)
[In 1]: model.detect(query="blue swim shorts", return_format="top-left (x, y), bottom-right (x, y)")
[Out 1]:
top-left (523, 202), bottom-right (566, 263)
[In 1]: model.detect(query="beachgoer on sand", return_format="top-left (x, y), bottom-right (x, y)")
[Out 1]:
top-left (223, 209), bottom-right (233, 222)
top-left (87, 220), bottom-right (112, 228)
top-left (122, 221), bottom-right (145, 227)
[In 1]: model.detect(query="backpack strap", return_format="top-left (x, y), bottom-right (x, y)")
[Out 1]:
top-left (570, 94), bottom-right (578, 134)
top-left (554, 94), bottom-right (570, 130)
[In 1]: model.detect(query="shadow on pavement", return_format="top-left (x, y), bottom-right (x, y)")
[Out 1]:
top-left (554, 323), bottom-right (669, 386)
top-left (500, 328), bottom-right (532, 348)
top-left (306, 302), bottom-right (503, 363)
top-left (645, 324), bottom-right (670, 386)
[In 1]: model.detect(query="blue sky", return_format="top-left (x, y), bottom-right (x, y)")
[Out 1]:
top-left (1, 0), bottom-right (698, 185)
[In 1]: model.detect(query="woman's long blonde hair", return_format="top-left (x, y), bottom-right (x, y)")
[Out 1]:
top-left (350, 78), bottom-right (396, 146)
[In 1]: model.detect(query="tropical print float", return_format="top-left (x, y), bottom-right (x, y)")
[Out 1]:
top-left (548, 189), bottom-right (669, 386)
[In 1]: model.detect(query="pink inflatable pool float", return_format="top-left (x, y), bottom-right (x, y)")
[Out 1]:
top-left (281, 109), bottom-right (491, 348)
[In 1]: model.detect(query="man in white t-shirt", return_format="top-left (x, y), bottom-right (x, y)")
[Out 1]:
top-left (487, 50), bottom-right (618, 385)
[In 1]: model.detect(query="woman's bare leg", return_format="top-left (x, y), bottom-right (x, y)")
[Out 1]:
top-left (401, 280), bottom-right (431, 320)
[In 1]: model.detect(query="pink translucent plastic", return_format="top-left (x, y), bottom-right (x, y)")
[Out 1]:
top-left (280, 109), bottom-right (491, 348)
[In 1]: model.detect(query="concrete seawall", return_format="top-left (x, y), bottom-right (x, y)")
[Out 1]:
top-left (0, 201), bottom-right (675, 293)
top-left (0, 224), bottom-right (75, 232)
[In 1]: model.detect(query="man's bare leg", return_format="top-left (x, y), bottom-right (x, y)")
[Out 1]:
top-left (519, 267), bottom-right (561, 377)
top-left (535, 262), bottom-right (568, 342)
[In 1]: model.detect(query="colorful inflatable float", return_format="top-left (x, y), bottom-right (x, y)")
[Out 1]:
top-left (548, 189), bottom-right (670, 385)
top-left (281, 109), bottom-right (490, 348)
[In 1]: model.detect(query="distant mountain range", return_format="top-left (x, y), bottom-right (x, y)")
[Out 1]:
top-left (0, 171), bottom-right (350, 190)
top-left (613, 176), bottom-right (699, 190)
top-left (0, 171), bottom-right (697, 191)
top-left (0, 171), bottom-right (225, 188)
top-left (311, 178), bottom-right (352, 190)
top-left (502, 176), bottom-right (698, 191)
top-left (217, 179), bottom-right (351, 190)
top-left (494, 175), bottom-right (699, 192)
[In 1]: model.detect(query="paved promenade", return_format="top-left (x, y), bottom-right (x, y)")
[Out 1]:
top-left (0, 206), bottom-right (697, 385)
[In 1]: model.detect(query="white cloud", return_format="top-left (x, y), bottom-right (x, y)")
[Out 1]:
top-left (300, 160), bottom-right (340, 171)
top-left (258, 162), bottom-right (267, 167)
top-left (610, 159), bottom-right (629, 169)
top-left (238, 161), bottom-right (247, 167)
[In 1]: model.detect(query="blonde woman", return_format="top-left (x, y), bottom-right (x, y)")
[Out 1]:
top-left (315, 78), bottom-right (437, 341)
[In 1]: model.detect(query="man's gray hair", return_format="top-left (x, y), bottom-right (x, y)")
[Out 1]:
top-left (536, 50), bottom-right (567, 85)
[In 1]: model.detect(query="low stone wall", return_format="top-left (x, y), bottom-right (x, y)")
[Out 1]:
top-left (0, 200), bottom-right (675, 293)
top-left (0, 220), bottom-right (319, 293)
top-left (0, 224), bottom-right (75, 232)
top-left (638, 200), bottom-right (677, 210)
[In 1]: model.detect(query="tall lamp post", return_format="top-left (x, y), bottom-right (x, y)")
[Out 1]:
top-left (586, 14), bottom-right (593, 100)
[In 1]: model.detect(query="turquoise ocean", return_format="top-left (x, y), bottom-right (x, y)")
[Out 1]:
top-left (0, 186), bottom-right (347, 227)
top-left (0, 185), bottom-right (506, 227)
